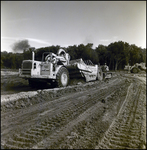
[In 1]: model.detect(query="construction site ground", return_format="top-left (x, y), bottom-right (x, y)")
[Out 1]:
top-left (1, 70), bottom-right (146, 149)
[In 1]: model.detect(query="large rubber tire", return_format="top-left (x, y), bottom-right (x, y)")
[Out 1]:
top-left (56, 67), bottom-right (69, 87)
top-left (97, 67), bottom-right (103, 81)
top-left (131, 67), bottom-right (139, 73)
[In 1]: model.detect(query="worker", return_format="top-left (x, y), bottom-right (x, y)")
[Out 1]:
top-left (104, 63), bottom-right (109, 71)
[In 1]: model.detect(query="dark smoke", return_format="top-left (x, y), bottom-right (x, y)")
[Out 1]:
top-left (12, 39), bottom-right (30, 52)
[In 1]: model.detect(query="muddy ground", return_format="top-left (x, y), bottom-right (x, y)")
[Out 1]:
top-left (1, 70), bottom-right (146, 149)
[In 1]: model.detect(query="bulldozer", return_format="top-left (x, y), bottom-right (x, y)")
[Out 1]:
top-left (19, 48), bottom-right (109, 88)
top-left (101, 63), bottom-right (112, 81)
top-left (124, 62), bottom-right (146, 73)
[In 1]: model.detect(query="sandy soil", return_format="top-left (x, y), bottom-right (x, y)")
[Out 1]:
top-left (1, 70), bottom-right (146, 149)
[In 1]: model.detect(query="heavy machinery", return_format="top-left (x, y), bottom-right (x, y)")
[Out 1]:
top-left (19, 48), bottom-right (109, 87)
top-left (101, 63), bottom-right (112, 81)
top-left (124, 62), bottom-right (146, 73)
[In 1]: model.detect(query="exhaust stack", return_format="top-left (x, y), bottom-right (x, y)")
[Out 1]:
top-left (31, 47), bottom-right (35, 69)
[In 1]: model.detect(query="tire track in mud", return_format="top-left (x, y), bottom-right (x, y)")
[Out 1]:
top-left (96, 81), bottom-right (146, 149)
top-left (2, 88), bottom-right (116, 149)
top-left (33, 89), bottom-right (118, 149)
top-left (1, 79), bottom-right (128, 149)
top-left (44, 81), bottom-right (130, 149)
top-left (1, 77), bottom-right (120, 123)
top-left (1, 78), bottom-right (120, 127)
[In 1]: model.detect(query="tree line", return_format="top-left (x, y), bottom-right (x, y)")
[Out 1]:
top-left (1, 41), bottom-right (146, 71)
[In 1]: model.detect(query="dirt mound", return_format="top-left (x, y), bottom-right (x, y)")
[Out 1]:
top-left (1, 76), bottom-right (120, 112)
top-left (1, 71), bottom-right (120, 112)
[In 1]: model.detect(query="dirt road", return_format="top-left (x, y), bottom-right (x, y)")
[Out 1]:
top-left (1, 71), bottom-right (146, 149)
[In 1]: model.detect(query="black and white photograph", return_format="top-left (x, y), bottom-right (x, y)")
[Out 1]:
top-left (1, 1), bottom-right (146, 149)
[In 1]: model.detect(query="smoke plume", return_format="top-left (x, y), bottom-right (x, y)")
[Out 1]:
top-left (12, 39), bottom-right (30, 52)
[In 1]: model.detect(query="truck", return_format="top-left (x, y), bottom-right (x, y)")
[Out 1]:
top-left (124, 62), bottom-right (146, 73)
top-left (19, 48), bottom-right (112, 88)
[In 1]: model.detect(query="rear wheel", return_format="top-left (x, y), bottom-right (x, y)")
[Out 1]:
top-left (56, 67), bottom-right (69, 87)
top-left (131, 67), bottom-right (139, 73)
top-left (97, 67), bottom-right (103, 81)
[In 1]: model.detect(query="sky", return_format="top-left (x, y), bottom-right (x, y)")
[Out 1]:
top-left (1, 1), bottom-right (146, 53)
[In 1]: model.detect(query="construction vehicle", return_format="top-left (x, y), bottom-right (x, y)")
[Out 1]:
top-left (19, 48), bottom-right (110, 88)
top-left (124, 62), bottom-right (146, 73)
top-left (101, 63), bottom-right (112, 81)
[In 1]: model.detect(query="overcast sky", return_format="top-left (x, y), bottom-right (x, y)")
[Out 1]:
top-left (1, 1), bottom-right (146, 52)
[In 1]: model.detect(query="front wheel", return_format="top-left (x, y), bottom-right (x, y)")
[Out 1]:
top-left (56, 67), bottom-right (69, 87)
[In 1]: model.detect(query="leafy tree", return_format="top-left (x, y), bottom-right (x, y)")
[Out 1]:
top-left (95, 44), bottom-right (108, 65)
top-left (4, 52), bottom-right (13, 68)
top-left (84, 43), bottom-right (99, 64)
top-left (129, 44), bottom-right (143, 65)
top-left (66, 45), bottom-right (78, 60)
top-left (10, 54), bottom-right (16, 69)
top-left (1, 51), bottom-right (7, 68)
top-left (23, 48), bottom-right (32, 60)
top-left (77, 44), bottom-right (85, 59)
top-left (83, 43), bottom-right (93, 60)
top-left (1, 42), bottom-right (146, 70)
top-left (123, 42), bottom-right (131, 65)
top-left (1, 59), bottom-right (4, 68)
top-left (108, 41), bottom-right (126, 71)
top-left (15, 53), bottom-right (23, 68)
top-left (141, 48), bottom-right (146, 64)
